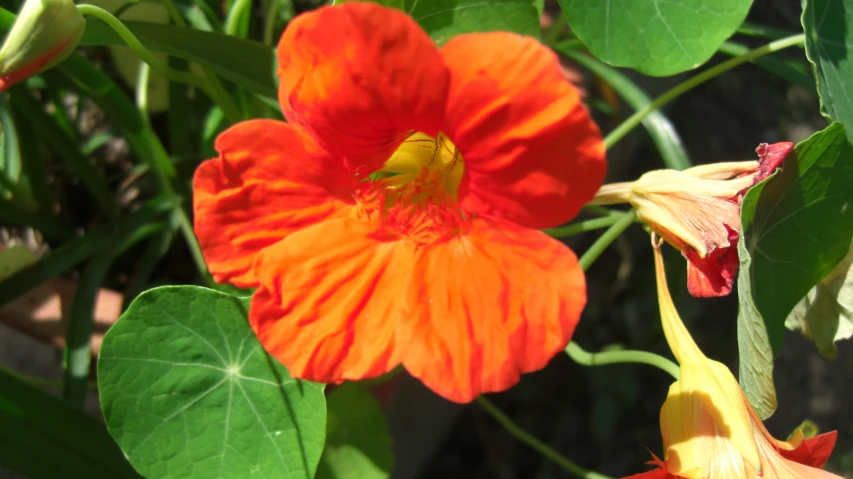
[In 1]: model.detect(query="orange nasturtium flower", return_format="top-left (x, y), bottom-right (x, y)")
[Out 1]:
top-left (623, 245), bottom-right (841, 479)
top-left (192, 3), bottom-right (606, 402)
top-left (592, 143), bottom-right (791, 297)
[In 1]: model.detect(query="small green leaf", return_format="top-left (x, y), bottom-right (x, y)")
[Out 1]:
top-left (98, 286), bottom-right (327, 479)
top-left (337, 0), bottom-right (540, 42)
top-left (558, 0), bottom-right (753, 76)
top-left (786, 241), bottom-right (853, 359)
top-left (316, 383), bottom-right (393, 479)
top-left (803, 0), bottom-right (853, 144)
top-left (737, 123), bottom-right (853, 417)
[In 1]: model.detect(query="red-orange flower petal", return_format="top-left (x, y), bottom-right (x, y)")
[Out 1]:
top-left (398, 218), bottom-right (586, 403)
top-left (250, 218), bottom-right (409, 383)
top-left (684, 232), bottom-right (739, 298)
top-left (622, 454), bottom-right (671, 479)
top-left (779, 432), bottom-right (838, 469)
top-left (193, 120), bottom-right (356, 288)
top-left (277, 3), bottom-right (449, 171)
top-left (441, 32), bottom-right (606, 229)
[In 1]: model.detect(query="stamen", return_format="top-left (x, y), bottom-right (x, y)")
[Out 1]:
top-left (356, 131), bottom-right (469, 245)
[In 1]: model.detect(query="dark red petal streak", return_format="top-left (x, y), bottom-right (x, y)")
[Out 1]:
top-left (193, 120), bottom-right (355, 288)
top-left (398, 218), bottom-right (586, 403)
top-left (779, 431), bottom-right (838, 468)
top-left (277, 3), bottom-right (449, 171)
top-left (441, 33), bottom-right (606, 229)
top-left (250, 218), bottom-right (409, 383)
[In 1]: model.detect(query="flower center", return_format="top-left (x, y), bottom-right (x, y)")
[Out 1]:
top-left (381, 132), bottom-right (464, 195)
top-left (358, 132), bottom-right (469, 244)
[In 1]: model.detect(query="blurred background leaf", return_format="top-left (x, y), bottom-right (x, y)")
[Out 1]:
top-left (317, 383), bottom-right (393, 479)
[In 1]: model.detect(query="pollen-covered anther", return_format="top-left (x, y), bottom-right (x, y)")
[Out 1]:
top-left (357, 131), bottom-right (470, 244)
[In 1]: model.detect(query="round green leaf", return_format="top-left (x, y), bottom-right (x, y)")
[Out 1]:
top-left (737, 123), bottom-right (853, 418)
top-left (335, 0), bottom-right (540, 43)
top-left (98, 286), bottom-right (326, 479)
top-left (803, 0), bottom-right (853, 145)
top-left (559, 0), bottom-right (753, 76)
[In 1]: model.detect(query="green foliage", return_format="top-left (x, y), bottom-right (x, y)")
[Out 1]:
top-left (317, 383), bottom-right (393, 479)
top-left (737, 123), bottom-right (853, 417)
top-left (336, 0), bottom-right (540, 43)
top-left (558, 0), bottom-right (753, 76)
top-left (98, 286), bottom-right (327, 479)
top-left (81, 20), bottom-right (277, 99)
top-left (555, 46), bottom-right (691, 171)
top-left (0, 368), bottom-right (142, 479)
top-left (0, 0), bottom-right (849, 477)
top-left (803, 0), bottom-right (853, 144)
top-left (786, 242), bottom-right (853, 359)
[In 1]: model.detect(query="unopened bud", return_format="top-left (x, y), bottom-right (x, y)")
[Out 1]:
top-left (0, 0), bottom-right (86, 91)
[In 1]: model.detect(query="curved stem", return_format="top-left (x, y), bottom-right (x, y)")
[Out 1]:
top-left (76, 4), bottom-right (242, 124)
top-left (578, 210), bottom-right (636, 271)
top-left (476, 397), bottom-right (615, 479)
top-left (224, 0), bottom-right (252, 36)
top-left (565, 342), bottom-right (680, 380)
top-left (545, 214), bottom-right (636, 238)
top-left (159, 0), bottom-right (187, 27)
top-left (604, 34), bottom-right (806, 149)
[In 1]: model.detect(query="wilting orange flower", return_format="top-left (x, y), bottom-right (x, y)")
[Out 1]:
top-left (192, 3), bottom-right (606, 402)
top-left (623, 245), bottom-right (841, 479)
top-left (593, 143), bottom-right (791, 297)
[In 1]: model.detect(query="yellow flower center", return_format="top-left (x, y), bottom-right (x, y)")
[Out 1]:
top-left (381, 132), bottom-right (465, 196)
top-left (358, 132), bottom-right (469, 244)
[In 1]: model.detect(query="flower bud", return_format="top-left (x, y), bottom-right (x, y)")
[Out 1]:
top-left (593, 142), bottom-right (792, 297)
top-left (0, 0), bottom-right (86, 92)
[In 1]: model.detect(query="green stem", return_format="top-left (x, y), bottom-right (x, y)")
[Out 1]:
top-left (565, 342), bottom-right (680, 380)
top-left (159, 0), bottom-right (187, 27)
top-left (263, 0), bottom-right (280, 46)
top-left (224, 0), bottom-right (252, 36)
top-left (604, 34), bottom-right (806, 149)
top-left (578, 210), bottom-right (636, 270)
top-left (173, 207), bottom-right (216, 287)
top-left (545, 214), bottom-right (635, 238)
top-left (76, 4), bottom-right (242, 124)
top-left (136, 61), bottom-right (152, 127)
top-left (476, 397), bottom-right (614, 479)
top-left (63, 220), bottom-right (165, 407)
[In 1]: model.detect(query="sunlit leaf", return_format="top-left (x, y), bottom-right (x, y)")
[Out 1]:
top-left (336, 0), bottom-right (539, 43)
top-left (558, 0), bottom-right (753, 76)
top-left (803, 0), bottom-right (853, 144)
top-left (737, 122), bottom-right (853, 418)
top-left (99, 286), bottom-right (326, 479)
